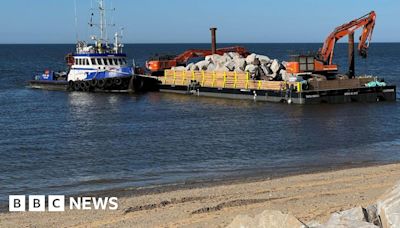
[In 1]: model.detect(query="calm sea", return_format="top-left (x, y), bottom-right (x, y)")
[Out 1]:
top-left (0, 43), bottom-right (400, 202)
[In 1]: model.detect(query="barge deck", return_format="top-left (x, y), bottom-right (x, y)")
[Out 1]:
top-left (157, 70), bottom-right (396, 104)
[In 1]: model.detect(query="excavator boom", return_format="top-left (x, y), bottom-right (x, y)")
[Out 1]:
top-left (319, 11), bottom-right (376, 65)
top-left (287, 11), bottom-right (376, 75)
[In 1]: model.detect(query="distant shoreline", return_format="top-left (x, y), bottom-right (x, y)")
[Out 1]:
top-left (0, 42), bottom-right (399, 45)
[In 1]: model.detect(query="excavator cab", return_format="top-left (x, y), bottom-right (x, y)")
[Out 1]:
top-left (286, 55), bottom-right (337, 74)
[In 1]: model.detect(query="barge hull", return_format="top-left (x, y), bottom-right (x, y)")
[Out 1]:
top-left (159, 84), bottom-right (396, 104)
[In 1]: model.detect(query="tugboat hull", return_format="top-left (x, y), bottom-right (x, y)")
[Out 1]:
top-left (29, 75), bottom-right (160, 93)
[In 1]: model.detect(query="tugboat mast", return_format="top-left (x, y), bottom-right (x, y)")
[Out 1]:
top-left (99, 0), bottom-right (106, 43)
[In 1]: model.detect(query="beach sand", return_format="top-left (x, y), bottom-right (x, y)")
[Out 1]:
top-left (1, 163), bottom-right (400, 227)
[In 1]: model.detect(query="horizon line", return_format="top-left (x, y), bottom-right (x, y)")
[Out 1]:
top-left (0, 41), bottom-right (399, 45)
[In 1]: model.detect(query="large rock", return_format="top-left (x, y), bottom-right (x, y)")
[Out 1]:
top-left (281, 70), bottom-right (291, 81)
top-left (185, 63), bottom-right (195, 71)
top-left (233, 58), bottom-right (246, 71)
top-left (215, 63), bottom-right (229, 72)
top-left (316, 207), bottom-right (378, 228)
top-left (207, 63), bottom-right (216, 71)
top-left (256, 54), bottom-right (271, 64)
top-left (171, 66), bottom-right (186, 71)
top-left (270, 59), bottom-right (280, 73)
top-left (227, 210), bottom-right (306, 228)
top-left (377, 181), bottom-right (400, 228)
top-left (228, 52), bottom-right (241, 59)
top-left (245, 64), bottom-right (258, 73)
top-left (245, 53), bottom-right (260, 65)
top-left (190, 64), bottom-right (199, 71)
top-left (196, 60), bottom-right (210, 70)
top-left (224, 61), bottom-right (236, 71)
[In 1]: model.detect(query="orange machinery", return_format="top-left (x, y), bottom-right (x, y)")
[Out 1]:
top-left (146, 46), bottom-right (249, 75)
top-left (286, 11), bottom-right (376, 77)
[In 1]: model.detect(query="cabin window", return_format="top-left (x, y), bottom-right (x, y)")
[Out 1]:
top-left (113, 59), bottom-right (118, 65)
top-left (91, 58), bottom-right (96, 65)
top-left (108, 59), bottom-right (113, 65)
top-left (103, 58), bottom-right (108, 65)
top-left (117, 59), bottom-right (122, 65)
top-left (75, 59), bottom-right (78, 65)
top-left (96, 58), bottom-right (102, 65)
top-left (85, 59), bottom-right (89, 65)
top-left (78, 59), bottom-right (82, 65)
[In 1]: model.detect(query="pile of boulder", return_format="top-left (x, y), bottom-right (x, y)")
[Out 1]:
top-left (171, 52), bottom-right (288, 81)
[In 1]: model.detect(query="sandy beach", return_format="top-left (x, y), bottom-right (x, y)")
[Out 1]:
top-left (1, 163), bottom-right (400, 227)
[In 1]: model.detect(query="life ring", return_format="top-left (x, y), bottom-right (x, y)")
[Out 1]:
top-left (68, 80), bottom-right (74, 91)
top-left (79, 81), bottom-right (87, 91)
top-left (113, 78), bottom-right (123, 86)
top-left (74, 81), bottom-right (81, 91)
top-left (84, 81), bottom-right (90, 91)
top-left (105, 78), bottom-right (113, 88)
top-left (97, 79), bottom-right (106, 89)
top-left (90, 79), bottom-right (98, 87)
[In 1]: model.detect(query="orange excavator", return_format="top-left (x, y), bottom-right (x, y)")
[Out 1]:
top-left (146, 46), bottom-right (249, 75)
top-left (286, 11), bottom-right (376, 77)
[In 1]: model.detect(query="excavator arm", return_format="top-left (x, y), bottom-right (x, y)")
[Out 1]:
top-left (319, 11), bottom-right (376, 65)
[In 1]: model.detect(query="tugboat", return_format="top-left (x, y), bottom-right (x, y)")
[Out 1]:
top-left (29, 0), bottom-right (151, 92)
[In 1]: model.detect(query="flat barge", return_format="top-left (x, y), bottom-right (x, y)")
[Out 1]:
top-left (157, 70), bottom-right (396, 104)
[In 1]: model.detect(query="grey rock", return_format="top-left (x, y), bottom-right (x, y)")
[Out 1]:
top-left (260, 65), bottom-right (270, 77)
top-left (365, 204), bottom-right (380, 226)
top-left (171, 66), bottom-right (186, 71)
top-left (227, 210), bottom-right (307, 228)
top-left (281, 70), bottom-right (292, 81)
top-left (196, 60), bottom-right (210, 70)
top-left (224, 61), bottom-right (236, 71)
top-left (207, 63), bottom-right (216, 71)
top-left (256, 54), bottom-right (271, 64)
top-left (270, 59), bottom-right (280, 73)
top-left (317, 207), bottom-right (378, 228)
top-left (377, 181), bottom-right (400, 228)
top-left (185, 63), bottom-right (195, 71)
top-left (245, 64), bottom-right (258, 73)
top-left (228, 52), bottom-right (241, 59)
top-left (190, 64), bottom-right (199, 71)
top-left (246, 53), bottom-right (260, 65)
top-left (234, 58), bottom-right (246, 71)
top-left (215, 63), bottom-right (229, 72)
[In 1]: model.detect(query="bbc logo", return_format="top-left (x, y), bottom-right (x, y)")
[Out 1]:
top-left (9, 195), bottom-right (65, 212)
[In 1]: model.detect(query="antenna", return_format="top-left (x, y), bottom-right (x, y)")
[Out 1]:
top-left (74, 0), bottom-right (79, 42)
top-left (99, 0), bottom-right (105, 42)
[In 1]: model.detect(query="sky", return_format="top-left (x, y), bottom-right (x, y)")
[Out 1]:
top-left (0, 0), bottom-right (399, 44)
